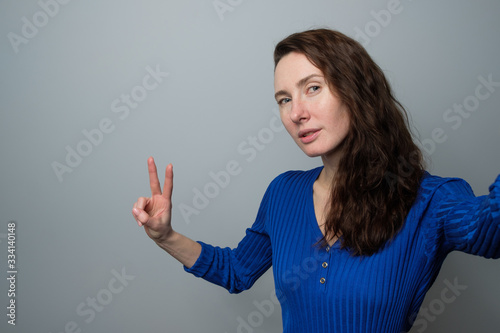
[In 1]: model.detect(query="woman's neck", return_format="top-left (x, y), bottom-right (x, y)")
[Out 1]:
top-left (318, 153), bottom-right (341, 189)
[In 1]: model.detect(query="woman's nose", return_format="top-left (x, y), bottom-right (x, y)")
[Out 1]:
top-left (290, 99), bottom-right (310, 123)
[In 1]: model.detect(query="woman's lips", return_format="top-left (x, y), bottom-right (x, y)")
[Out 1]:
top-left (298, 129), bottom-right (321, 144)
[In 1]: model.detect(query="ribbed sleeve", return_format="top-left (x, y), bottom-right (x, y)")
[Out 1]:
top-left (422, 174), bottom-right (500, 259)
top-left (183, 182), bottom-right (273, 294)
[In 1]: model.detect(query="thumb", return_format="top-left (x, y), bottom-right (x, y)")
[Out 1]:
top-left (132, 208), bottom-right (150, 226)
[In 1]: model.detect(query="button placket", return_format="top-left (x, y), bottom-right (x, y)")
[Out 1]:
top-left (319, 246), bottom-right (331, 288)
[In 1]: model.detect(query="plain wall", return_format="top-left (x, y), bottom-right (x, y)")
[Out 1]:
top-left (0, 0), bottom-right (499, 332)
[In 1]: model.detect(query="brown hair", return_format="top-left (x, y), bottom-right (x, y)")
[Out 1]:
top-left (274, 29), bottom-right (425, 256)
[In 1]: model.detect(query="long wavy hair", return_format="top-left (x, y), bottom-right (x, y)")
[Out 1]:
top-left (274, 29), bottom-right (425, 256)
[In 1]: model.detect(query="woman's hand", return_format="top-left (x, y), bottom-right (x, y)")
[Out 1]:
top-left (132, 157), bottom-right (174, 243)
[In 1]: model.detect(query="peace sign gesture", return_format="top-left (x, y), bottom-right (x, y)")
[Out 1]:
top-left (132, 157), bottom-right (174, 242)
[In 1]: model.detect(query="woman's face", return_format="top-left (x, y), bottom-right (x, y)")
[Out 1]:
top-left (274, 52), bottom-right (350, 161)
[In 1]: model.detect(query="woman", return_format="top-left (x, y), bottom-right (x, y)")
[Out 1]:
top-left (132, 29), bottom-right (500, 332)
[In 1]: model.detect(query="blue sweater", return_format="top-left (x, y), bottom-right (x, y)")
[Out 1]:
top-left (185, 167), bottom-right (500, 332)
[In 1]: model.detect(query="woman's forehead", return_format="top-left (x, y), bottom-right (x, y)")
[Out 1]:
top-left (274, 53), bottom-right (323, 87)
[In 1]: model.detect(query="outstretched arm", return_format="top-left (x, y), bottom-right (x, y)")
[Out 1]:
top-left (132, 157), bottom-right (201, 268)
top-left (428, 174), bottom-right (500, 258)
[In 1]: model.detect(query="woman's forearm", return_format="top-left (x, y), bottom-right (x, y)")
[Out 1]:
top-left (154, 230), bottom-right (202, 269)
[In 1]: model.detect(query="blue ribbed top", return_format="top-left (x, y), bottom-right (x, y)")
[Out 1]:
top-left (185, 167), bottom-right (500, 332)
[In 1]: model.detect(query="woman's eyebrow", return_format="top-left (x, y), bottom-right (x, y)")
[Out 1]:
top-left (296, 74), bottom-right (323, 90)
top-left (274, 74), bottom-right (323, 101)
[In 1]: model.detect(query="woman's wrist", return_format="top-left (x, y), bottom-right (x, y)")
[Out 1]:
top-left (154, 228), bottom-right (177, 248)
top-left (154, 230), bottom-right (202, 268)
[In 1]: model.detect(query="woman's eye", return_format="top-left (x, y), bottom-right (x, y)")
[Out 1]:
top-left (278, 98), bottom-right (291, 105)
top-left (308, 86), bottom-right (320, 93)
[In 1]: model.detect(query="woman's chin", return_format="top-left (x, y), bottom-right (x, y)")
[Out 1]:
top-left (300, 149), bottom-right (323, 158)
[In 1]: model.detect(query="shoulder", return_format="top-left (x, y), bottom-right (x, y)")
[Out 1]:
top-left (410, 172), bottom-right (476, 220)
top-left (417, 171), bottom-right (475, 204)
top-left (254, 167), bottom-right (322, 220)
top-left (260, 166), bottom-right (322, 201)
top-left (267, 166), bottom-right (323, 191)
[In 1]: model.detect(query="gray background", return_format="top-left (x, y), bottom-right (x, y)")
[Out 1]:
top-left (1, 0), bottom-right (499, 332)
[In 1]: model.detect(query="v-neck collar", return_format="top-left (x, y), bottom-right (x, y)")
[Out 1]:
top-left (305, 166), bottom-right (342, 250)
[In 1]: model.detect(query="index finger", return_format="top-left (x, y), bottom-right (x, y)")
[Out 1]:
top-left (148, 156), bottom-right (162, 196)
